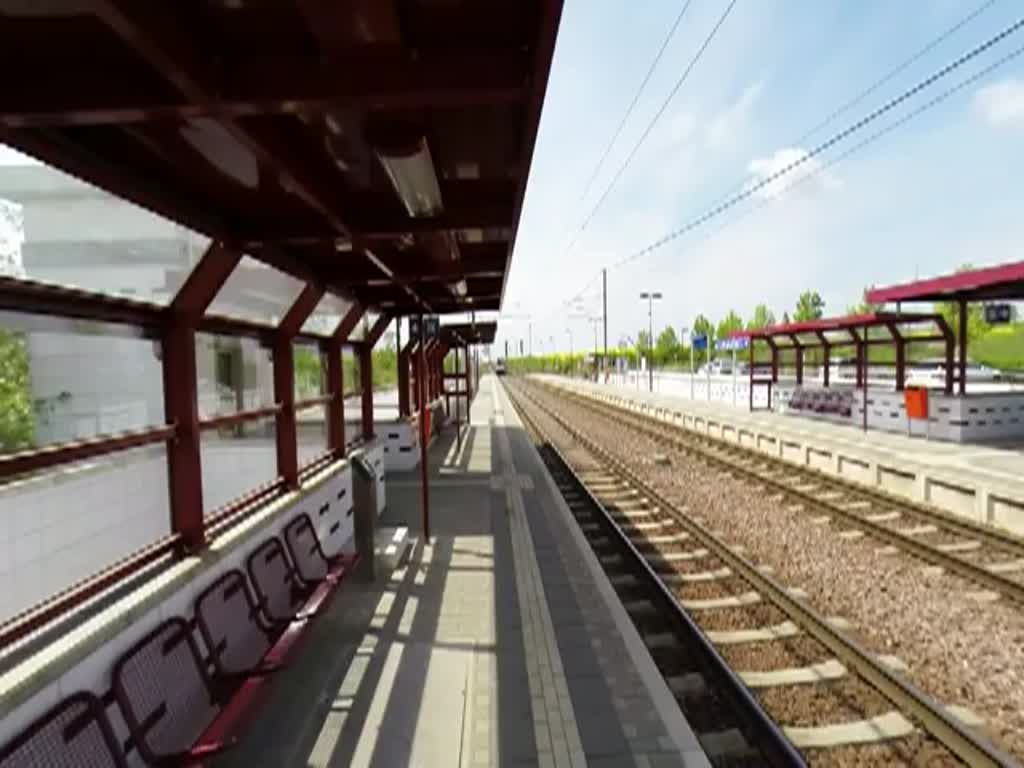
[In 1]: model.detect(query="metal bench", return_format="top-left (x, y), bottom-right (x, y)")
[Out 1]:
top-left (246, 537), bottom-right (310, 624)
top-left (195, 570), bottom-right (275, 680)
top-left (112, 618), bottom-right (227, 766)
top-left (0, 692), bottom-right (126, 768)
top-left (283, 513), bottom-right (343, 584)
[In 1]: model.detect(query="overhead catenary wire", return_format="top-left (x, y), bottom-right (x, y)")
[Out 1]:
top-left (796, 0), bottom-right (1000, 144)
top-left (647, 39), bottom-right (1024, 275)
top-left (612, 14), bottom-right (1024, 269)
top-left (539, 8), bottom-right (1023, 335)
top-left (562, 0), bottom-right (740, 257)
top-left (680, 0), bottom-right (1002, 227)
top-left (572, 0), bottom-right (696, 211)
top-left (547, 1), bottom-right (1008, 312)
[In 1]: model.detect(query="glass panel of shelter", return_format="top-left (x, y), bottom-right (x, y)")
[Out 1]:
top-left (205, 254), bottom-right (305, 325)
top-left (301, 292), bottom-right (354, 336)
top-left (0, 144), bottom-right (210, 303)
top-left (294, 342), bottom-right (329, 469)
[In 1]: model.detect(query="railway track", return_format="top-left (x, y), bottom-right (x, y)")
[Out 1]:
top-left (504, 377), bottom-right (1017, 767)
top-left (539, 378), bottom-right (1024, 606)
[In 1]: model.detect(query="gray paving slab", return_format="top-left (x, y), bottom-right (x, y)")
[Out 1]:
top-left (212, 376), bottom-right (709, 768)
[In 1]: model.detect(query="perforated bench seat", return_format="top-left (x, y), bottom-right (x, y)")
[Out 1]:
top-left (0, 692), bottom-right (126, 768)
top-left (3, 520), bottom-right (358, 768)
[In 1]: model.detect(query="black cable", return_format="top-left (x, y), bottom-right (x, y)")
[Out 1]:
top-left (616, 15), bottom-right (1024, 266)
top-left (573, 0), bottom-right (695, 210)
top-left (638, 40), bottom-right (1024, 272)
top-left (796, 0), bottom-right (1000, 144)
top-left (563, 0), bottom-right (740, 256)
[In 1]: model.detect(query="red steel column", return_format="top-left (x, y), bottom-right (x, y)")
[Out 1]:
top-left (417, 327), bottom-right (430, 541)
top-left (359, 345), bottom-right (374, 439)
top-left (398, 342), bottom-right (411, 417)
top-left (816, 331), bottom-right (830, 388)
top-left (274, 283), bottom-right (324, 488)
top-left (958, 298), bottom-right (967, 396)
top-left (325, 338), bottom-right (345, 457)
top-left (162, 325), bottom-right (204, 551)
top-left (853, 332), bottom-right (864, 389)
top-left (937, 316), bottom-right (955, 395)
top-left (890, 324), bottom-right (906, 392)
top-left (455, 346), bottom-right (462, 452)
top-left (273, 340), bottom-right (299, 488)
top-left (163, 242), bottom-right (241, 552)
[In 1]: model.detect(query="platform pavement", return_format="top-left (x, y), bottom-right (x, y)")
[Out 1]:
top-left (213, 375), bottom-right (709, 768)
top-left (538, 374), bottom-right (1024, 535)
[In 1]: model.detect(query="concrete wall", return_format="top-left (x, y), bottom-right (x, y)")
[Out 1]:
top-left (600, 371), bottom-right (1024, 444)
top-left (774, 384), bottom-right (1024, 443)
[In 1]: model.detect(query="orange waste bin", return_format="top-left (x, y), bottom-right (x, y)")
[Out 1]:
top-left (904, 387), bottom-right (928, 420)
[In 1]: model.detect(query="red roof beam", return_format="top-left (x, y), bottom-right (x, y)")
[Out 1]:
top-left (0, 52), bottom-right (531, 128)
top-left (866, 260), bottom-right (1024, 304)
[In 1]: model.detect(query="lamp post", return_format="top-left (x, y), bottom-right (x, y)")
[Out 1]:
top-left (640, 291), bottom-right (663, 392)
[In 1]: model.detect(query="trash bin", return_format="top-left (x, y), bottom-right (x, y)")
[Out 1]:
top-left (904, 386), bottom-right (929, 420)
top-left (351, 454), bottom-right (377, 581)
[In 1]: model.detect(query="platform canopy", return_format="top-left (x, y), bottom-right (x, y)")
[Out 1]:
top-left (867, 260), bottom-right (1024, 304)
top-left (440, 321), bottom-right (496, 347)
top-left (735, 311), bottom-right (949, 343)
top-left (0, 0), bottom-right (563, 316)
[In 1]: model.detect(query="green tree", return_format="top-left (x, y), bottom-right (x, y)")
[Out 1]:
top-left (0, 329), bottom-right (34, 453)
top-left (794, 290), bottom-right (825, 322)
top-left (716, 310), bottom-right (743, 345)
top-left (636, 330), bottom-right (652, 355)
top-left (747, 304), bottom-right (775, 330)
top-left (655, 326), bottom-right (679, 365)
top-left (692, 314), bottom-right (714, 364)
top-left (935, 266), bottom-right (989, 346)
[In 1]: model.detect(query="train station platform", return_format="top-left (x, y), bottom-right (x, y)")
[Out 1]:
top-left (214, 375), bottom-right (708, 768)
top-left (537, 375), bottom-right (1024, 536)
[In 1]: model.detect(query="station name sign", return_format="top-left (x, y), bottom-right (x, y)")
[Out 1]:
top-left (408, 315), bottom-right (440, 342)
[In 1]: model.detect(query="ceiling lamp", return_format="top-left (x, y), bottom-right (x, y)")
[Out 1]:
top-left (375, 136), bottom-right (444, 219)
top-left (450, 278), bottom-right (468, 297)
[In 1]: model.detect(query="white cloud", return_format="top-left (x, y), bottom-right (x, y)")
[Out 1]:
top-left (974, 78), bottom-right (1024, 127)
top-left (744, 147), bottom-right (839, 200)
top-left (706, 81), bottom-right (764, 149)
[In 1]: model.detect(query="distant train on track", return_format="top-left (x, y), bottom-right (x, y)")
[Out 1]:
top-left (495, 357), bottom-right (507, 375)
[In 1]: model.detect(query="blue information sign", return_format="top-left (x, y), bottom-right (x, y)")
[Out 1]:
top-left (691, 334), bottom-right (708, 350)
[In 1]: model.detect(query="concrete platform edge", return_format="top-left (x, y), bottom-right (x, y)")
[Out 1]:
top-left (496, 378), bottom-right (710, 764)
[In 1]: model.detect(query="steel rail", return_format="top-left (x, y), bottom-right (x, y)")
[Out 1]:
top-left (511, 378), bottom-right (1017, 768)
top-left (549, 383), bottom-right (1024, 606)
top-left (504, 381), bottom-right (805, 768)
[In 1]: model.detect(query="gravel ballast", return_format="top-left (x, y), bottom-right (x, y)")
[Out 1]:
top-left (518, 380), bottom-right (1024, 762)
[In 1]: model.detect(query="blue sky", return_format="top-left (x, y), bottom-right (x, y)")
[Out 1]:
top-left (498, 0), bottom-right (1024, 355)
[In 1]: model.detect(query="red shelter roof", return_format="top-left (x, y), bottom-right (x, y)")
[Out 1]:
top-left (0, 1), bottom-right (564, 316)
top-left (867, 260), bottom-right (1024, 304)
top-left (731, 312), bottom-right (944, 341)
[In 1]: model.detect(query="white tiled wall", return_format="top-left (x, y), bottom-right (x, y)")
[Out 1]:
top-left (0, 461), bottom-right (357, 766)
